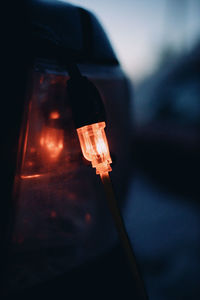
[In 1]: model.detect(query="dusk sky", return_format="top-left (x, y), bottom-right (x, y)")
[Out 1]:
top-left (60, 0), bottom-right (200, 82)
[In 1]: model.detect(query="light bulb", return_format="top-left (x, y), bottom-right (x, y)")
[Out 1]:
top-left (77, 121), bottom-right (112, 175)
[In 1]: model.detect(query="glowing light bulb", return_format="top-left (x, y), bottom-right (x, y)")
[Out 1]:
top-left (77, 122), bottom-right (112, 175)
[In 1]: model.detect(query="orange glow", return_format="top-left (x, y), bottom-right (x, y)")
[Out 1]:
top-left (77, 122), bottom-right (112, 175)
top-left (30, 147), bottom-right (36, 153)
top-left (49, 111), bottom-right (60, 119)
top-left (85, 213), bottom-right (92, 224)
top-left (21, 174), bottom-right (41, 179)
top-left (40, 127), bottom-right (64, 159)
top-left (50, 210), bottom-right (57, 218)
top-left (26, 161), bottom-right (33, 166)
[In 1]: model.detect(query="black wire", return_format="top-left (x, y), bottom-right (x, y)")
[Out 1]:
top-left (101, 173), bottom-right (149, 300)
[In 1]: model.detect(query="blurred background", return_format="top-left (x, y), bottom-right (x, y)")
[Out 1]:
top-left (59, 0), bottom-right (200, 83)
top-left (57, 0), bottom-right (200, 299)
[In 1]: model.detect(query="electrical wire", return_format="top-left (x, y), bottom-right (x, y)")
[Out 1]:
top-left (100, 172), bottom-right (148, 300)
top-left (65, 58), bottom-right (148, 299)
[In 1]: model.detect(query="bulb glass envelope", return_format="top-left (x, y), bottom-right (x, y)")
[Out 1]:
top-left (77, 122), bottom-right (112, 175)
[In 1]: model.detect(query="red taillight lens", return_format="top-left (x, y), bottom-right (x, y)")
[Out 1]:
top-left (19, 73), bottom-right (81, 178)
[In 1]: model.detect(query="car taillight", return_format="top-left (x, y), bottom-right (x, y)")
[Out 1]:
top-left (19, 73), bottom-right (81, 179)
